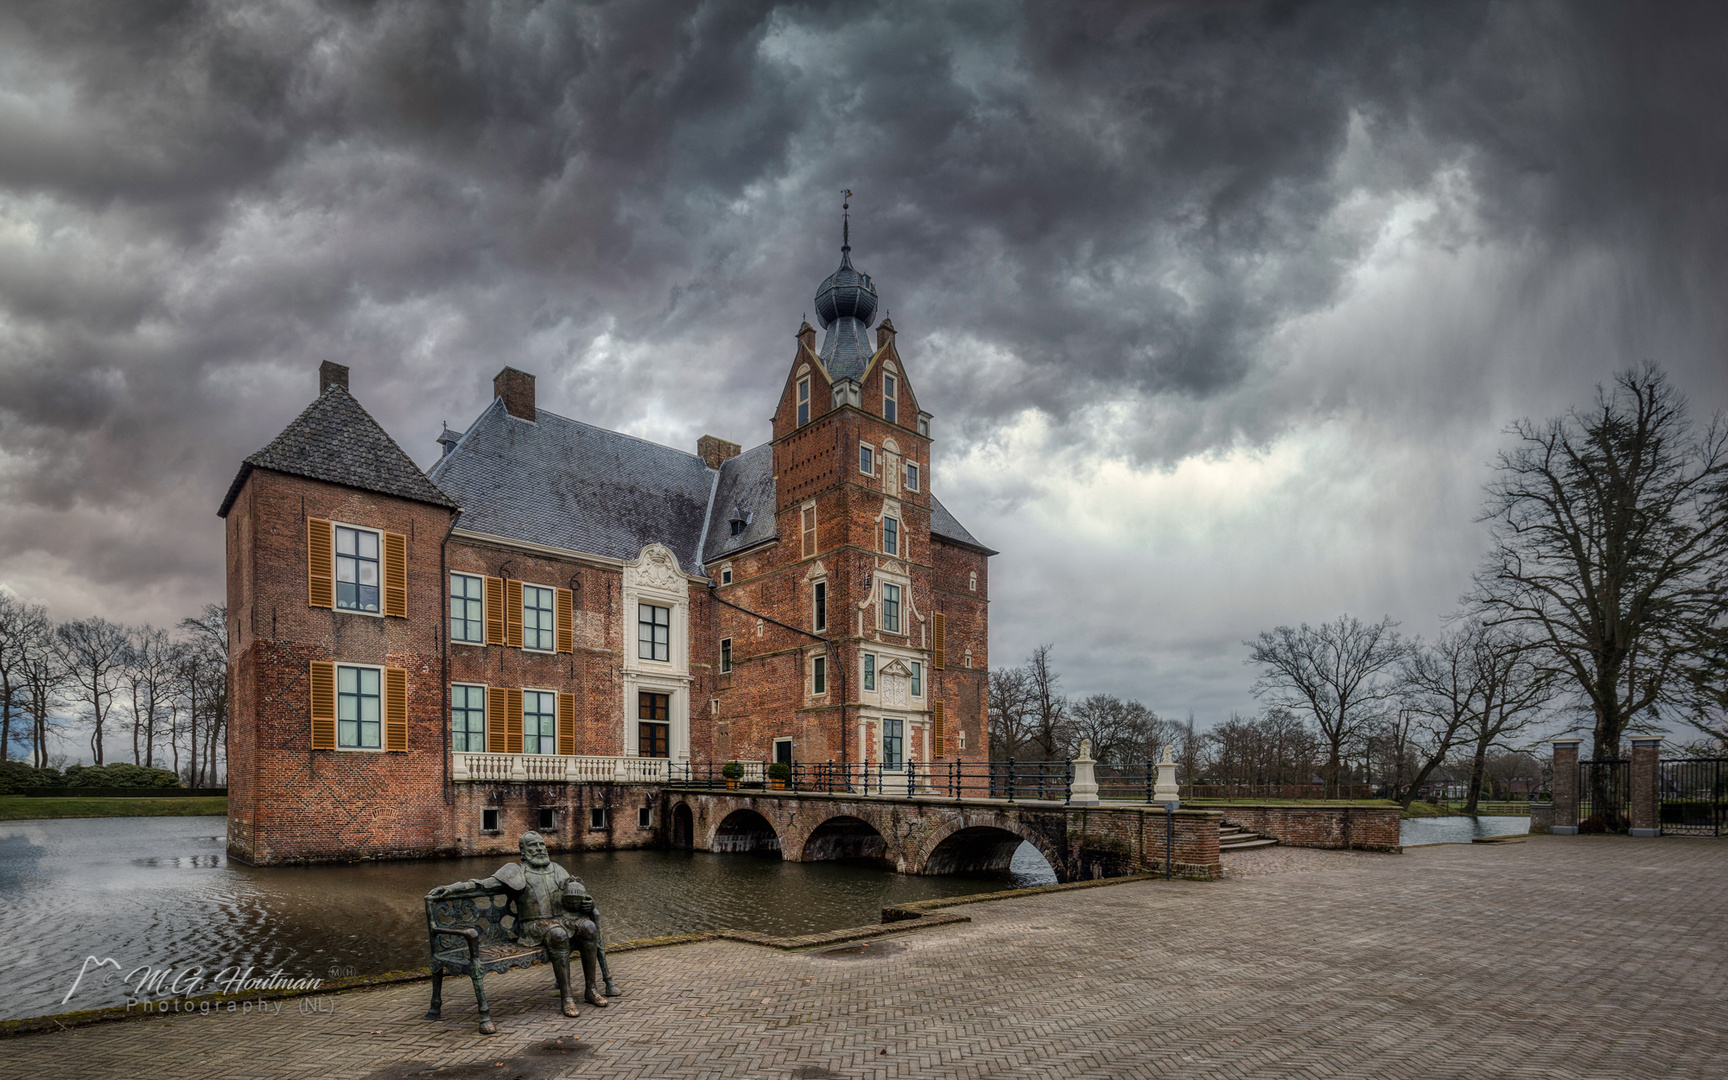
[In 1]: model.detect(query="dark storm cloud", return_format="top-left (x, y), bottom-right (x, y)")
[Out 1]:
top-left (0, 0), bottom-right (1724, 637)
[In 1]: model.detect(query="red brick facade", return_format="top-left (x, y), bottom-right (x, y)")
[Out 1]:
top-left (224, 320), bottom-right (991, 863)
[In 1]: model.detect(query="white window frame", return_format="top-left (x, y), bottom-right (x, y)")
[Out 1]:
top-left (883, 373), bottom-right (897, 425)
top-left (858, 443), bottom-right (875, 476)
top-left (882, 515), bottom-right (900, 557)
top-left (797, 377), bottom-right (811, 426)
top-left (812, 579), bottom-right (827, 632)
top-left (880, 581), bottom-right (903, 635)
top-left (881, 716), bottom-right (905, 771)
top-left (720, 566), bottom-right (733, 585)
top-left (621, 544), bottom-right (692, 762)
top-left (863, 652), bottom-right (876, 692)
top-left (332, 521), bottom-right (384, 617)
top-left (810, 652), bottom-right (828, 697)
top-left (910, 661), bottom-right (922, 698)
top-left (638, 602), bottom-right (671, 662)
top-left (522, 688), bottom-right (558, 755)
top-left (522, 583), bottom-right (556, 653)
top-left (719, 637), bottom-right (733, 673)
top-left (451, 682), bottom-right (487, 753)
top-left (905, 461), bottom-right (919, 491)
top-left (450, 572), bottom-right (485, 644)
top-left (335, 663), bottom-right (385, 752)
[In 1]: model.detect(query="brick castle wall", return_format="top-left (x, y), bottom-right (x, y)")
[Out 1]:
top-left (1219, 805), bottom-right (1402, 851)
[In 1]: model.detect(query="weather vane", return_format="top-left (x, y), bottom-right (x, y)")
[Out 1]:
top-left (842, 189), bottom-right (852, 249)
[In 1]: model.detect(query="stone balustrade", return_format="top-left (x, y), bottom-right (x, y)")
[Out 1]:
top-left (451, 753), bottom-right (694, 784)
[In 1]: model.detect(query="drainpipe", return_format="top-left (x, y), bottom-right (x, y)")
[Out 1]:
top-left (707, 585), bottom-right (847, 776)
top-left (440, 513), bottom-right (459, 808)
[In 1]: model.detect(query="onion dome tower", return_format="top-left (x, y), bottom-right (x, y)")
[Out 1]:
top-left (813, 193), bottom-right (879, 378)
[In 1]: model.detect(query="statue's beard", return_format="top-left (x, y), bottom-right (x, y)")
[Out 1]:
top-left (525, 850), bottom-right (551, 868)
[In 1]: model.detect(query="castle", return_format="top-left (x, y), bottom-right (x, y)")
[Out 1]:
top-left (219, 230), bottom-right (994, 863)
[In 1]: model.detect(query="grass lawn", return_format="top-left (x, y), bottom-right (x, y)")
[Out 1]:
top-left (0, 796), bottom-right (228, 821)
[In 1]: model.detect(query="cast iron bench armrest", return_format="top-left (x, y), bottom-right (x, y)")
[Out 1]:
top-left (429, 924), bottom-right (482, 964)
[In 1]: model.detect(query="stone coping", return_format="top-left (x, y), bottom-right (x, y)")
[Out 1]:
top-left (0, 872), bottom-right (1192, 1040)
top-left (670, 787), bottom-right (1224, 817)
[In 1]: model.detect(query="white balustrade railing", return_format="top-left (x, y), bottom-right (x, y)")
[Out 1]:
top-left (451, 752), bottom-right (686, 784)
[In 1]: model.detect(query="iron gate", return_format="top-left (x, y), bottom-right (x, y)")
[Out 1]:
top-left (1659, 758), bottom-right (1727, 837)
top-left (1578, 759), bottom-right (1630, 832)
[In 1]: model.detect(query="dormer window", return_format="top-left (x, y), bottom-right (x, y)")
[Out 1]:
top-left (797, 378), bottom-right (811, 426)
top-left (729, 517), bottom-right (746, 536)
top-left (883, 374), bottom-right (897, 424)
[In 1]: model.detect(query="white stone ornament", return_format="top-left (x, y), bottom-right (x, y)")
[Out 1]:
top-left (1069, 738), bottom-right (1100, 806)
top-left (1153, 743), bottom-right (1181, 805)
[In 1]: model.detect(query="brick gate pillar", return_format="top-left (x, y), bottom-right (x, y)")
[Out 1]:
top-left (1629, 738), bottom-right (1662, 838)
top-left (1551, 739), bottom-right (1582, 835)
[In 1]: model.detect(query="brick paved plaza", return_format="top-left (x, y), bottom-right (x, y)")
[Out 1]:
top-left (3, 834), bottom-right (1722, 1079)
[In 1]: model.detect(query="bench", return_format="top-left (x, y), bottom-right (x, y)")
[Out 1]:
top-left (423, 884), bottom-right (566, 1034)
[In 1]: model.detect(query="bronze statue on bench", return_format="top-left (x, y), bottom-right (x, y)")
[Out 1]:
top-left (424, 831), bottom-right (617, 1033)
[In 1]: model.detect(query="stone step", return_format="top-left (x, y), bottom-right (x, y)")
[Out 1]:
top-left (1220, 837), bottom-right (1280, 851)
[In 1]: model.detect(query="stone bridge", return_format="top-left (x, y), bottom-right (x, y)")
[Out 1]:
top-left (664, 790), bottom-right (1223, 881)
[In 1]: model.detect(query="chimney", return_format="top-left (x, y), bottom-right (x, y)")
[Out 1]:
top-left (494, 367), bottom-right (536, 421)
top-left (319, 361), bottom-right (349, 394)
top-left (875, 316), bottom-right (896, 349)
top-left (698, 435), bottom-right (742, 469)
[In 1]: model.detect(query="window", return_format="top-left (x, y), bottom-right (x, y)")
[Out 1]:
top-left (883, 516), bottom-right (899, 556)
top-left (956, 729), bottom-right (967, 750)
top-left (522, 585), bottom-right (555, 652)
top-left (523, 691), bottom-right (557, 755)
top-left (638, 692), bottom-right (670, 758)
top-left (482, 808), bottom-right (501, 832)
top-left (537, 807), bottom-right (557, 831)
top-left (450, 573), bottom-right (484, 642)
top-left (863, 653), bottom-right (875, 691)
top-left (335, 526), bottom-right (381, 613)
top-left (811, 655), bottom-right (827, 695)
top-left (638, 805), bottom-right (653, 829)
top-left (883, 718), bottom-right (903, 770)
top-left (590, 806), bottom-right (608, 829)
top-left (774, 739), bottom-right (793, 766)
top-left (801, 505), bottom-right (817, 558)
top-left (910, 661), bottom-right (922, 697)
top-left (337, 665), bottom-right (381, 749)
top-left (813, 581), bottom-right (827, 632)
top-left (721, 568), bottom-right (733, 584)
top-left (969, 570), bottom-right (977, 593)
top-left (729, 517), bottom-right (745, 536)
top-left (720, 638), bottom-right (733, 673)
top-left (859, 444), bottom-right (874, 475)
top-left (451, 684), bottom-right (486, 752)
top-left (797, 377), bottom-right (811, 426)
top-left (881, 583), bottom-right (902, 634)
top-left (638, 603), bottom-right (670, 662)
top-left (905, 462), bottom-right (919, 491)
top-left (883, 374), bottom-right (897, 424)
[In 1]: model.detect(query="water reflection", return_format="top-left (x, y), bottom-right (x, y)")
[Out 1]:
top-left (0, 816), bottom-right (1055, 1021)
top-left (1400, 815), bottom-right (1530, 846)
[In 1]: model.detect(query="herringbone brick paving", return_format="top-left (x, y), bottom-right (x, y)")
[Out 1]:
top-left (2, 835), bottom-right (1722, 1079)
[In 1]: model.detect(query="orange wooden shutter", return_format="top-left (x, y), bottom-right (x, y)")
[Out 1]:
top-left (384, 667), bottom-right (408, 751)
top-left (485, 686), bottom-right (506, 753)
top-left (382, 532), bottom-right (408, 618)
top-left (309, 661), bottom-right (336, 749)
top-left (801, 506), bottom-right (816, 558)
top-left (557, 692), bottom-right (575, 755)
top-left (307, 519), bottom-right (335, 609)
top-left (484, 576), bottom-right (505, 645)
top-left (505, 580), bottom-right (523, 649)
top-left (933, 700), bottom-right (946, 759)
top-left (556, 588), bottom-right (574, 653)
top-left (504, 688), bottom-right (524, 754)
top-left (933, 612), bottom-right (946, 670)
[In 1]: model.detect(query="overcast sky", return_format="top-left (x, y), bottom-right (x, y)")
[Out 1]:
top-left (0, 0), bottom-right (1724, 732)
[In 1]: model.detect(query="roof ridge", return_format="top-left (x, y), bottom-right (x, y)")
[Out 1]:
top-left (530, 405), bottom-right (719, 467)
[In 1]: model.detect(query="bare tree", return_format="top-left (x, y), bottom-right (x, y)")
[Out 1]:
top-left (1025, 644), bottom-right (1067, 760)
top-left (1471, 365), bottom-right (1728, 762)
top-left (122, 626), bottom-right (179, 767)
top-left (1176, 713), bottom-right (1205, 786)
top-left (1203, 708), bottom-right (1320, 791)
top-left (988, 665), bottom-right (1036, 759)
top-left (18, 625), bottom-right (66, 767)
top-left (55, 618), bottom-right (130, 765)
top-left (178, 605), bottom-right (228, 786)
top-left (1067, 694), bottom-right (1170, 762)
top-left (1246, 615), bottom-right (1406, 797)
top-left (0, 595), bottom-right (49, 761)
top-left (1455, 631), bottom-right (1555, 814)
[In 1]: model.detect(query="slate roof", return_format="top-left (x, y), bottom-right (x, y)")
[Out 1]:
top-left (428, 400), bottom-right (718, 575)
top-left (814, 247), bottom-right (881, 382)
top-left (932, 494), bottom-right (997, 554)
top-left (702, 443), bottom-right (777, 563)
top-left (218, 384), bottom-right (456, 518)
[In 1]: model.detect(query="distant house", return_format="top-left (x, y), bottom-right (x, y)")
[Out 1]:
top-left (219, 234), bottom-right (994, 864)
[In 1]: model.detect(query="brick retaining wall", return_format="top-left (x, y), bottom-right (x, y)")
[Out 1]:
top-left (1218, 805), bottom-right (1401, 852)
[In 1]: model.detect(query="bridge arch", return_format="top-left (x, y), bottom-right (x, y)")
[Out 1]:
top-left (711, 808), bottom-right (781, 854)
top-left (911, 817), bottom-right (1066, 881)
top-left (671, 802), bottom-right (694, 849)
top-left (799, 814), bottom-right (890, 866)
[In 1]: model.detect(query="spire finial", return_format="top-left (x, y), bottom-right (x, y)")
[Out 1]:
top-left (842, 189), bottom-right (852, 251)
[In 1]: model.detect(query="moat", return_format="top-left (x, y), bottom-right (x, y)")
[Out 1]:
top-left (0, 815), bottom-right (1056, 1021)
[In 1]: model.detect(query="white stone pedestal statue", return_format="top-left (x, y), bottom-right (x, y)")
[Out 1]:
top-left (1152, 744), bottom-right (1181, 805)
top-left (1069, 739), bottom-right (1100, 805)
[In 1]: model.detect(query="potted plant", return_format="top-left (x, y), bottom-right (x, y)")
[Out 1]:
top-left (722, 761), bottom-right (743, 790)
top-left (768, 762), bottom-right (791, 790)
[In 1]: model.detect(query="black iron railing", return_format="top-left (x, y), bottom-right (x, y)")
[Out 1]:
top-left (1659, 757), bottom-right (1727, 837)
top-left (1578, 758), bottom-right (1631, 831)
top-left (668, 759), bottom-right (1081, 802)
